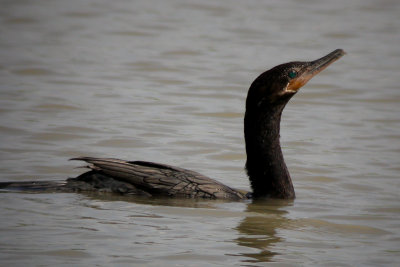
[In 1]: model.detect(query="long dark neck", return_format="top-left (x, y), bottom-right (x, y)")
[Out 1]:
top-left (244, 104), bottom-right (295, 199)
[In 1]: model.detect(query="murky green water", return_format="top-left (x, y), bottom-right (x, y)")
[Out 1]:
top-left (1, 0), bottom-right (399, 266)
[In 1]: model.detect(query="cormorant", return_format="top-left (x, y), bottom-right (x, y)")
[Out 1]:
top-left (0, 49), bottom-right (345, 199)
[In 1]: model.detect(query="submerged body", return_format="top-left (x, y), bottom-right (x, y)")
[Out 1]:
top-left (0, 50), bottom-right (345, 200)
top-left (0, 157), bottom-right (248, 199)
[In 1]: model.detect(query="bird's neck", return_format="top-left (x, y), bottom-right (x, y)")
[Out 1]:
top-left (244, 105), bottom-right (295, 199)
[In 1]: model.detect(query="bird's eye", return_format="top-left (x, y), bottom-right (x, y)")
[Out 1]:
top-left (288, 70), bottom-right (297, 79)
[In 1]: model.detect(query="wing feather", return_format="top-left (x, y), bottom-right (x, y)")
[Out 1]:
top-left (71, 157), bottom-right (245, 199)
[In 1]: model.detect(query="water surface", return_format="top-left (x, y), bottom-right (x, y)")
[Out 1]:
top-left (1, 0), bottom-right (399, 266)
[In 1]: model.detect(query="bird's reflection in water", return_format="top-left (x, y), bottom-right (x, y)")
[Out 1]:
top-left (60, 191), bottom-right (295, 264)
top-left (75, 191), bottom-right (235, 209)
top-left (235, 199), bottom-right (294, 263)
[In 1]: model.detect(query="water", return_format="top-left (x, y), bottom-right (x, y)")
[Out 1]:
top-left (0, 0), bottom-right (399, 265)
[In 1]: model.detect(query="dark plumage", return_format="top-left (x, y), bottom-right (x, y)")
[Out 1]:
top-left (68, 157), bottom-right (246, 199)
top-left (0, 49), bottom-right (345, 200)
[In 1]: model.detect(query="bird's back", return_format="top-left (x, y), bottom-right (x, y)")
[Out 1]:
top-left (69, 157), bottom-right (246, 199)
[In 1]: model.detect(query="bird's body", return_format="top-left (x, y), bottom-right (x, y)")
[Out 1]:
top-left (68, 157), bottom-right (247, 199)
top-left (0, 50), bottom-right (345, 200)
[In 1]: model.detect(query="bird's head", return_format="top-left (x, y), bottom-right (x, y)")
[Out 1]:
top-left (246, 49), bottom-right (345, 110)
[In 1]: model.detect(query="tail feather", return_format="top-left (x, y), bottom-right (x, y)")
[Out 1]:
top-left (0, 181), bottom-right (67, 192)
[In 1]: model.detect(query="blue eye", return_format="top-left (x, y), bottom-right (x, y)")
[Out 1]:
top-left (288, 70), bottom-right (297, 79)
